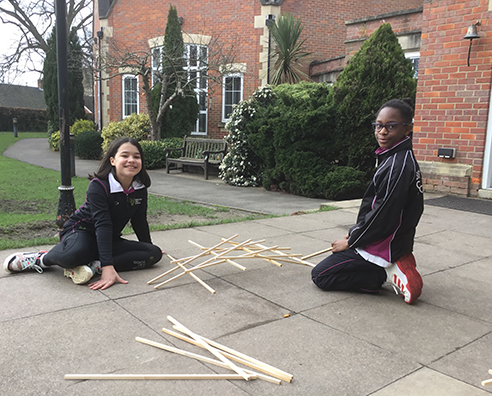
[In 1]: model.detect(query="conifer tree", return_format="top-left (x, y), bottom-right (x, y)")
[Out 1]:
top-left (333, 23), bottom-right (417, 171)
top-left (43, 26), bottom-right (86, 132)
top-left (151, 5), bottom-right (198, 138)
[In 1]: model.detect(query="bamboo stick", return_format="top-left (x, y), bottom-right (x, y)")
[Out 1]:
top-left (167, 316), bottom-right (253, 381)
top-left (135, 337), bottom-right (280, 385)
top-left (178, 234), bottom-right (239, 267)
top-left (301, 247), bottom-right (333, 260)
top-left (64, 373), bottom-right (253, 381)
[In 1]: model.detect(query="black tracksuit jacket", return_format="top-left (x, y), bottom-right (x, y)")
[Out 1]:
top-left (347, 137), bottom-right (424, 265)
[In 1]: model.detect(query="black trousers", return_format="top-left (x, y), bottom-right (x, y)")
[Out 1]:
top-left (311, 248), bottom-right (387, 293)
top-left (43, 230), bottom-right (162, 272)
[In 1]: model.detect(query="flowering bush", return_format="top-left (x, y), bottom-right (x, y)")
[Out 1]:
top-left (219, 86), bottom-right (274, 186)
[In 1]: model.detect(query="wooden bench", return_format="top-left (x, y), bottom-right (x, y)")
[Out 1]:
top-left (164, 136), bottom-right (228, 180)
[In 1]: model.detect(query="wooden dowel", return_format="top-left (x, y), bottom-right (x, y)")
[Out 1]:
top-left (188, 240), bottom-right (246, 271)
top-left (135, 337), bottom-right (280, 385)
top-left (179, 234), bottom-right (239, 267)
top-left (64, 373), bottom-right (253, 381)
top-left (162, 327), bottom-right (288, 382)
top-left (301, 247), bottom-right (333, 260)
top-left (171, 254), bottom-right (216, 294)
top-left (147, 255), bottom-right (182, 284)
top-left (167, 316), bottom-right (253, 381)
top-left (482, 379), bottom-right (492, 386)
top-left (171, 325), bottom-right (293, 383)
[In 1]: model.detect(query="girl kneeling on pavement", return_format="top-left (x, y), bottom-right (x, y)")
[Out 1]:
top-left (311, 98), bottom-right (424, 304)
top-left (4, 137), bottom-right (163, 290)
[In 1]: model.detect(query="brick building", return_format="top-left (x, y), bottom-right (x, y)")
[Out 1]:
top-left (93, 0), bottom-right (421, 137)
top-left (294, 1), bottom-right (492, 198)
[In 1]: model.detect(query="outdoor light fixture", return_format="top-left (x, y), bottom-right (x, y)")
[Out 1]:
top-left (464, 21), bottom-right (481, 66)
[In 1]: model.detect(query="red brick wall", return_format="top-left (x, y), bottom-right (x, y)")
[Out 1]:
top-left (414, 0), bottom-right (492, 195)
top-left (99, 0), bottom-right (423, 139)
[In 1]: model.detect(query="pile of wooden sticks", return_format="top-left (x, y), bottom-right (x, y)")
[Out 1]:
top-left (65, 316), bottom-right (293, 385)
top-left (147, 234), bottom-right (332, 294)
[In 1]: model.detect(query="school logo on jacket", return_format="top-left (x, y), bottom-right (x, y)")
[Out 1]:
top-left (415, 170), bottom-right (423, 193)
top-left (129, 198), bottom-right (143, 206)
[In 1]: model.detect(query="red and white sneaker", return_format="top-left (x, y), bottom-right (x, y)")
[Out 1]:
top-left (385, 253), bottom-right (423, 304)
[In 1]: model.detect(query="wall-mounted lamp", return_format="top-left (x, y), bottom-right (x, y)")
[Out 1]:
top-left (464, 21), bottom-right (480, 66)
top-left (179, 17), bottom-right (183, 25)
top-left (438, 148), bottom-right (456, 159)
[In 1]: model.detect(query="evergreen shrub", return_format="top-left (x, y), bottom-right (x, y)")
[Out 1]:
top-left (101, 113), bottom-right (150, 151)
top-left (333, 23), bottom-right (417, 171)
top-left (74, 130), bottom-right (103, 159)
top-left (71, 119), bottom-right (95, 137)
top-left (49, 130), bottom-right (60, 151)
top-left (140, 137), bottom-right (183, 169)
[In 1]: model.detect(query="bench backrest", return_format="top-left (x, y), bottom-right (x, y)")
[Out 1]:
top-left (183, 137), bottom-right (227, 161)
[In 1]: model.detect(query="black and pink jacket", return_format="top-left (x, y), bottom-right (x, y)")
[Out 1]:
top-left (60, 173), bottom-right (151, 267)
top-left (347, 137), bottom-right (424, 267)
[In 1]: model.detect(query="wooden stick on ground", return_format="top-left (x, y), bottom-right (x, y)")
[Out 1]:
top-left (301, 247), bottom-right (333, 260)
top-left (65, 373), bottom-right (254, 381)
top-left (170, 325), bottom-right (293, 383)
top-left (135, 337), bottom-right (280, 385)
top-left (188, 240), bottom-right (246, 271)
top-left (167, 316), bottom-right (253, 381)
top-left (170, 254), bottom-right (216, 294)
top-left (162, 326), bottom-right (289, 382)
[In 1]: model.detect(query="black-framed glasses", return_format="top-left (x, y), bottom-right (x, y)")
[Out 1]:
top-left (371, 122), bottom-right (410, 132)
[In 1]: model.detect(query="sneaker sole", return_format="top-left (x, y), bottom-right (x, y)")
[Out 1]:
top-left (395, 254), bottom-right (423, 304)
top-left (64, 266), bottom-right (94, 284)
top-left (3, 253), bottom-right (16, 273)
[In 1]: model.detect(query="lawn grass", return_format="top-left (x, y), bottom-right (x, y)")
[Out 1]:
top-left (0, 132), bottom-right (274, 250)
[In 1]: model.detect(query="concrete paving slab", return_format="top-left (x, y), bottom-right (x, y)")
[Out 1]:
top-left (421, 260), bottom-right (492, 323)
top-left (0, 268), bottom-right (108, 321)
top-left (430, 331), bottom-right (492, 393)
top-left (117, 278), bottom-right (287, 340)
top-left (0, 301), bottom-right (247, 396)
top-left (303, 295), bottom-right (492, 365)
top-left (222, 263), bottom-right (355, 312)
top-left (372, 367), bottom-right (490, 395)
top-left (413, 240), bottom-right (485, 276)
top-left (217, 314), bottom-right (421, 396)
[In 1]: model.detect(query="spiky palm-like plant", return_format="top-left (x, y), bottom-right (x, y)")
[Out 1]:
top-left (268, 13), bottom-right (311, 85)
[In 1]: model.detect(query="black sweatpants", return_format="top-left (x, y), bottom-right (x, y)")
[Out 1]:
top-left (43, 230), bottom-right (162, 272)
top-left (311, 249), bottom-right (387, 293)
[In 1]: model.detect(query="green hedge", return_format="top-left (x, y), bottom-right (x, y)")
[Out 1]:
top-left (0, 108), bottom-right (47, 132)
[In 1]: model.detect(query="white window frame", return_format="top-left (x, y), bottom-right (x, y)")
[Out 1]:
top-left (222, 73), bottom-right (243, 122)
top-left (122, 74), bottom-right (139, 118)
top-left (184, 43), bottom-right (208, 135)
top-left (405, 51), bottom-right (420, 79)
top-left (151, 47), bottom-right (162, 87)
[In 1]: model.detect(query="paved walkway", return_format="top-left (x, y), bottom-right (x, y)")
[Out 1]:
top-left (1, 138), bottom-right (492, 395)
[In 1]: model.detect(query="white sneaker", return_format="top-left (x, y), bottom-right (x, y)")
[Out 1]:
top-left (64, 261), bottom-right (101, 284)
top-left (4, 252), bottom-right (47, 274)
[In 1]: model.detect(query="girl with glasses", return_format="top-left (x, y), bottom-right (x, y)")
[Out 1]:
top-left (311, 98), bottom-right (424, 304)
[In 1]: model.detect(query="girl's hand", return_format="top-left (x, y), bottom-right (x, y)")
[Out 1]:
top-left (331, 236), bottom-right (350, 253)
top-left (89, 265), bottom-right (128, 290)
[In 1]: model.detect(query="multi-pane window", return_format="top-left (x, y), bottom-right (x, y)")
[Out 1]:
top-left (405, 52), bottom-right (420, 79)
top-left (150, 43), bottom-right (208, 134)
top-left (151, 47), bottom-right (162, 87)
top-left (222, 74), bottom-right (243, 122)
top-left (184, 44), bottom-right (208, 135)
top-left (122, 75), bottom-right (138, 117)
